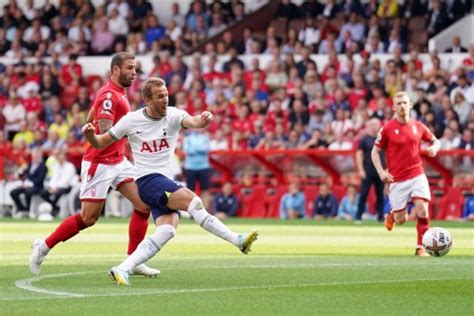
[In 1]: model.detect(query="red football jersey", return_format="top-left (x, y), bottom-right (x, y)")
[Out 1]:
top-left (83, 80), bottom-right (130, 164)
top-left (374, 119), bottom-right (434, 182)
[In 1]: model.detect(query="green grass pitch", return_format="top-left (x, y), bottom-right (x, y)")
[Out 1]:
top-left (1, 218), bottom-right (473, 315)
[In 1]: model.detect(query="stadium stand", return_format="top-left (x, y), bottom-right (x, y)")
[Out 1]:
top-left (0, 0), bottom-right (473, 220)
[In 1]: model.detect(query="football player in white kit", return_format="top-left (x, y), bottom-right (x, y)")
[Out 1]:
top-left (83, 77), bottom-right (258, 285)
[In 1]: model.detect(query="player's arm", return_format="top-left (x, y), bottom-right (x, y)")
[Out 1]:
top-left (82, 122), bottom-right (116, 149)
top-left (371, 146), bottom-right (394, 183)
top-left (356, 149), bottom-right (365, 179)
top-left (181, 111), bottom-right (214, 129)
top-left (86, 107), bottom-right (95, 123)
top-left (426, 137), bottom-right (441, 157)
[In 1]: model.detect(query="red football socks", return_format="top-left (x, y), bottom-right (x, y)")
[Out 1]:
top-left (127, 210), bottom-right (149, 255)
top-left (45, 213), bottom-right (87, 249)
top-left (416, 217), bottom-right (430, 246)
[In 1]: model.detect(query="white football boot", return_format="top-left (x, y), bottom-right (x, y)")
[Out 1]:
top-left (131, 263), bottom-right (160, 277)
top-left (29, 239), bottom-right (50, 275)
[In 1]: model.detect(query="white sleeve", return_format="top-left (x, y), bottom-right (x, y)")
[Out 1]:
top-left (169, 107), bottom-right (190, 130)
top-left (108, 113), bottom-right (132, 141)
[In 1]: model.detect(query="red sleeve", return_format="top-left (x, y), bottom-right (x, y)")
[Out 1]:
top-left (94, 91), bottom-right (117, 122)
top-left (374, 125), bottom-right (388, 149)
top-left (420, 122), bottom-right (435, 143)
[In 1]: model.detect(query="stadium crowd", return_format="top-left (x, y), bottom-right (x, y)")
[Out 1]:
top-left (0, 0), bottom-right (473, 219)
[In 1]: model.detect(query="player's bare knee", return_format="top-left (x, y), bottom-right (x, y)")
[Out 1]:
top-left (415, 203), bottom-right (429, 218)
top-left (394, 211), bottom-right (407, 225)
top-left (133, 203), bottom-right (150, 213)
top-left (80, 213), bottom-right (99, 227)
top-left (168, 188), bottom-right (196, 211)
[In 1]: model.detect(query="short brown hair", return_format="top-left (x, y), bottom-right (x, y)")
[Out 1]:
top-left (393, 91), bottom-right (410, 102)
top-left (142, 77), bottom-right (166, 100)
top-left (110, 52), bottom-right (135, 72)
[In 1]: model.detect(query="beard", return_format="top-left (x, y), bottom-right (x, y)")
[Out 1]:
top-left (118, 72), bottom-right (133, 87)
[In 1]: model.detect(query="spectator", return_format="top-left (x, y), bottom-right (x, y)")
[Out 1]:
top-left (276, 0), bottom-right (299, 21)
top-left (463, 195), bottom-right (474, 220)
top-left (313, 183), bottom-right (338, 219)
top-left (299, 128), bottom-right (327, 149)
top-left (321, 0), bottom-right (339, 18)
top-left (212, 182), bottom-right (239, 219)
top-left (3, 93), bottom-right (26, 139)
top-left (337, 184), bottom-right (360, 220)
top-left (440, 127), bottom-right (461, 150)
top-left (450, 74), bottom-right (474, 105)
top-left (377, 0), bottom-right (398, 18)
top-left (338, 12), bottom-right (365, 44)
top-left (265, 60), bottom-right (288, 92)
top-left (426, 0), bottom-right (449, 36)
top-left (41, 130), bottom-right (65, 152)
top-left (108, 8), bottom-right (129, 37)
top-left (453, 92), bottom-right (471, 127)
top-left (169, 2), bottom-right (185, 27)
top-left (298, 17), bottom-right (320, 51)
top-left (48, 113), bottom-right (70, 140)
top-left (279, 182), bottom-right (306, 219)
top-left (39, 150), bottom-right (77, 216)
top-left (10, 148), bottom-right (47, 215)
top-left (12, 120), bottom-right (34, 146)
top-left (183, 130), bottom-right (212, 208)
top-left (459, 129), bottom-right (474, 149)
top-left (208, 13), bottom-right (227, 37)
top-left (59, 54), bottom-right (82, 87)
top-left (445, 35), bottom-right (468, 53)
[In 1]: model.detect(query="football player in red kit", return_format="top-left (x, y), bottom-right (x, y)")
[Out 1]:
top-left (372, 91), bottom-right (441, 257)
top-left (29, 53), bottom-right (159, 276)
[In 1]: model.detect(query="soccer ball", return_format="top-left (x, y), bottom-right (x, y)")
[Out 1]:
top-left (422, 227), bottom-right (453, 257)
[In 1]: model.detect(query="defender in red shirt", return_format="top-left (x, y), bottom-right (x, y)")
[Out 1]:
top-left (372, 91), bottom-right (441, 256)
top-left (29, 53), bottom-right (159, 276)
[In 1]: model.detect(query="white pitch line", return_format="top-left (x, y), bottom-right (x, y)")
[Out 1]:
top-left (9, 269), bottom-right (473, 302)
top-left (14, 272), bottom-right (89, 298)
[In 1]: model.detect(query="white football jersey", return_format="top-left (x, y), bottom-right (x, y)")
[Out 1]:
top-left (109, 107), bottom-right (189, 179)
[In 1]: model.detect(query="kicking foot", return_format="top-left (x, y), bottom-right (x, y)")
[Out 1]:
top-left (109, 266), bottom-right (130, 285)
top-left (29, 239), bottom-right (49, 275)
top-left (415, 248), bottom-right (430, 257)
top-left (385, 212), bottom-right (395, 231)
top-left (131, 264), bottom-right (160, 277)
top-left (239, 230), bottom-right (258, 254)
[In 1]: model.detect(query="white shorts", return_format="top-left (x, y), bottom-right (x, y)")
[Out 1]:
top-left (79, 159), bottom-right (135, 202)
top-left (388, 174), bottom-right (431, 211)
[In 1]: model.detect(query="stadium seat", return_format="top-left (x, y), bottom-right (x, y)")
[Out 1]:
top-left (239, 184), bottom-right (267, 218)
top-left (331, 185), bottom-right (347, 203)
top-left (436, 187), bottom-right (464, 220)
top-left (303, 185), bottom-right (319, 218)
top-left (265, 185), bottom-right (288, 218)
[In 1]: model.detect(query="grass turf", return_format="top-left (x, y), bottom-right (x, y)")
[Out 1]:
top-left (0, 218), bottom-right (473, 315)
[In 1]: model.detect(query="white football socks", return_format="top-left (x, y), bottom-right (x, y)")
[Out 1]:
top-left (187, 196), bottom-right (240, 247)
top-left (117, 224), bottom-right (176, 272)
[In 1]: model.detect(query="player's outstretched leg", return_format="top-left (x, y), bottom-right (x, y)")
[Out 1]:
top-left (29, 212), bottom-right (89, 275)
top-left (126, 209), bottom-right (160, 277)
top-left (110, 215), bottom-right (177, 285)
top-left (185, 195), bottom-right (258, 254)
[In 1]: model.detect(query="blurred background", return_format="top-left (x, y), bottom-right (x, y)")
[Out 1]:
top-left (0, 0), bottom-right (473, 222)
